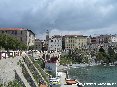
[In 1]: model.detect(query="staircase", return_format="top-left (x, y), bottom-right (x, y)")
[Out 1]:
top-left (14, 69), bottom-right (31, 87)
top-left (23, 62), bottom-right (39, 87)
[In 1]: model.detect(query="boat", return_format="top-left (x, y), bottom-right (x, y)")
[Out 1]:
top-left (65, 78), bottom-right (78, 85)
top-left (65, 78), bottom-right (84, 86)
top-left (49, 77), bottom-right (61, 86)
top-left (109, 63), bottom-right (115, 66)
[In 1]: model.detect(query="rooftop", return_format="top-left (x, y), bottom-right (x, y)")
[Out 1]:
top-left (0, 28), bottom-right (26, 31)
top-left (46, 57), bottom-right (58, 63)
top-left (0, 28), bottom-right (35, 35)
top-left (64, 35), bottom-right (87, 37)
top-left (52, 35), bottom-right (62, 38)
top-left (35, 39), bottom-right (42, 41)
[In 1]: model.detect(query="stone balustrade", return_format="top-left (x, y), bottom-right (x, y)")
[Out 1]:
top-left (0, 51), bottom-right (23, 60)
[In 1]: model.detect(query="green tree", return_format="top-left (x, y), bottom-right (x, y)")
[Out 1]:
top-left (0, 34), bottom-right (27, 50)
top-left (99, 47), bottom-right (105, 53)
top-left (96, 47), bottom-right (109, 64)
top-left (108, 46), bottom-right (116, 64)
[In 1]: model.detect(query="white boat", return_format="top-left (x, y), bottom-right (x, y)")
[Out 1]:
top-left (49, 77), bottom-right (61, 85)
top-left (109, 63), bottom-right (115, 66)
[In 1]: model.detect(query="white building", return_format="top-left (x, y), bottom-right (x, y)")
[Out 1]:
top-left (48, 35), bottom-right (62, 52)
top-left (110, 35), bottom-right (117, 43)
top-left (45, 57), bottom-right (58, 76)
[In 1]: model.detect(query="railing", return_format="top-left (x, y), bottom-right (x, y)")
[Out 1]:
top-left (23, 56), bottom-right (43, 86)
top-left (0, 51), bottom-right (22, 60)
top-left (29, 55), bottom-right (50, 85)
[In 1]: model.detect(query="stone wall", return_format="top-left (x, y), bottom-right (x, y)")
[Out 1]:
top-left (0, 56), bottom-right (22, 84)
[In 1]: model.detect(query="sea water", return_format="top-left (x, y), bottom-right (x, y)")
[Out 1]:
top-left (68, 65), bottom-right (117, 87)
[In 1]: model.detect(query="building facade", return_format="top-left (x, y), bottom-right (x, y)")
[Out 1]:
top-left (34, 39), bottom-right (43, 51)
top-left (64, 35), bottom-right (87, 50)
top-left (0, 28), bottom-right (35, 47)
top-left (45, 57), bottom-right (58, 76)
top-left (87, 34), bottom-right (117, 52)
top-left (91, 37), bottom-right (97, 44)
top-left (48, 35), bottom-right (62, 52)
top-left (96, 35), bottom-right (111, 44)
top-left (110, 35), bottom-right (117, 43)
top-left (42, 30), bottom-right (50, 51)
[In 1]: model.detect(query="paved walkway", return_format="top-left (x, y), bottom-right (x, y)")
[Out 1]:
top-left (60, 72), bottom-right (77, 87)
top-left (0, 56), bottom-right (31, 87)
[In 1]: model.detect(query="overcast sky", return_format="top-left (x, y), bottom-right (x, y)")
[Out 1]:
top-left (0, 0), bottom-right (117, 39)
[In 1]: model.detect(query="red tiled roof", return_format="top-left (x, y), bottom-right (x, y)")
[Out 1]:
top-left (0, 28), bottom-right (26, 31)
top-left (46, 57), bottom-right (58, 63)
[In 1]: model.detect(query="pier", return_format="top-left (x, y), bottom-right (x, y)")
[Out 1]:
top-left (60, 72), bottom-right (77, 87)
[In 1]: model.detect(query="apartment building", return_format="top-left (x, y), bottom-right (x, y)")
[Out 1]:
top-left (110, 35), bottom-right (117, 43)
top-left (87, 34), bottom-right (117, 52)
top-left (0, 28), bottom-right (35, 47)
top-left (96, 35), bottom-right (111, 44)
top-left (34, 39), bottom-right (43, 51)
top-left (48, 35), bottom-right (62, 52)
top-left (63, 35), bottom-right (88, 50)
top-left (42, 30), bottom-right (49, 51)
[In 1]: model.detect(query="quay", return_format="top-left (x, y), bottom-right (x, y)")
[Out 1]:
top-left (60, 72), bottom-right (78, 87)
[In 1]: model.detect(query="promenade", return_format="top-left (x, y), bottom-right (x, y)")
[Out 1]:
top-left (60, 72), bottom-right (77, 87)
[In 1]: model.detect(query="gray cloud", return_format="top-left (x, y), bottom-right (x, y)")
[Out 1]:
top-left (0, 0), bottom-right (117, 38)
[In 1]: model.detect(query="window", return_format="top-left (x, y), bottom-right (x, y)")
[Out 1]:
top-left (15, 31), bottom-right (17, 35)
top-left (21, 31), bottom-right (22, 34)
top-left (2, 31), bottom-right (4, 33)
top-left (51, 40), bottom-right (53, 42)
top-left (69, 40), bottom-right (70, 43)
top-left (5, 31), bottom-right (7, 33)
top-left (29, 32), bottom-right (31, 37)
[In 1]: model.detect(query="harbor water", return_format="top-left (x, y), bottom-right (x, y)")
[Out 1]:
top-left (68, 65), bottom-right (117, 87)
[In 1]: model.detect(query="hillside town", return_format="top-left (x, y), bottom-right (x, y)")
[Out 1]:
top-left (0, 28), bottom-right (117, 87)
top-left (1, 28), bottom-right (117, 52)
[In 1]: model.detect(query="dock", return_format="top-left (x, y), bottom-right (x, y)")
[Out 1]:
top-left (60, 72), bottom-right (78, 87)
